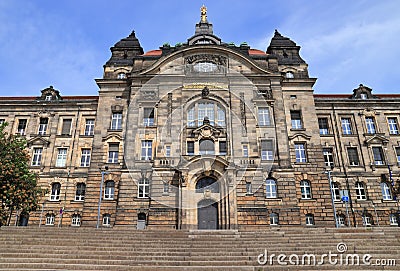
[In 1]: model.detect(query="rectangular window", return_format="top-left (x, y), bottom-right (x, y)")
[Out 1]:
top-left (56, 148), bottom-right (67, 167)
top-left (80, 149), bottom-right (91, 167)
top-left (108, 143), bottom-right (119, 163)
top-left (341, 118), bottom-right (352, 135)
top-left (261, 140), bottom-right (274, 161)
top-left (388, 118), bottom-right (399, 135)
top-left (165, 146), bottom-right (171, 157)
top-left (61, 119), bottom-right (72, 135)
top-left (187, 107), bottom-right (195, 127)
top-left (32, 148), bottom-right (43, 166)
top-left (246, 182), bottom-right (252, 195)
top-left (258, 107), bottom-right (271, 126)
top-left (110, 113), bottom-right (122, 130)
top-left (163, 182), bottom-right (169, 194)
top-left (187, 142), bottom-right (194, 155)
top-left (141, 140), bottom-right (152, 160)
top-left (291, 111), bottom-right (302, 129)
top-left (242, 145), bottom-right (249, 157)
top-left (372, 147), bottom-right (385, 165)
top-left (323, 148), bottom-right (334, 168)
top-left (294, 143), bottom-right (307, 163)
top-left (347, 147), bottom-right (360, 166)
top-left (17, 119), bottom-right (27, 135)
top-left (219, 141), bottom-right (227, 155)
top-left (198, 103), bottom-right (214, 126)
top-left (217, 106), bottom-right (225, 127)
top-left (38, 118), bottom-right (48, 135)
top-left (396, 147), bottom-right (400, 164)
top-left (143, 108), bottom-right (155, 126)
top-left (0, 119), bottom-right (5, 125)
top-left (84, 119), bottom-right (95, 136)
top-left (318, 118), bottom-right (329, 135)
top-left (365, 117), bottom-right (376, 134)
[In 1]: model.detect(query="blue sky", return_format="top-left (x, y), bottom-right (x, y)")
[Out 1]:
top-left (0, 1), bottom-right (399, 96)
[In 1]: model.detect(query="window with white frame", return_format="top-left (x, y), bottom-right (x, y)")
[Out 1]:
top-left (389, 214), bottom-right (398, 226)
top-left (323, 148), bottom-right (334, 168)
top-left (294, 143), bottom-right (307, 163)
top-left (347, 147), bottom-right (360, 166)
top-left (104, 181), bottom-right (115, 200)
top-left (75, 183), bottom-right (86, 201)
top-left (56, 148), bottom-right (67, 167)
top-left (103, 214), bottom-right (111, 226)
top-left (341, 118), bottom-right (352, 135)
top-left (84, 119), bottom-right (95, 136)
top-left (360, 93), bottom-right (367, 99)
top-left (45, 95), bottom-right (52, 101)
top-left (80, 149), bottom-right (91, 167)
top-left (117, 72), bottom-right (126, 79)
top-left (388, 118), bottom-right (399, 135)
top-left (258, 107), bottom-right (271, 126)
top-left (305, 214), bottom-right (314, 226)
top-left (17, 119), bottom-right (27, 135)
top-left (246, 182), bottom-right (252, 195)
top-left (270, 213), bottom-right (279, 225)
top-left (108, 143), bottom-right (119, 163)
top-left (242, 145), bottom-right (249, 157)
top-left (300, 180), bottom-right (312, 199)
top-left (338, 214), bottom-right (346, 226)
top-left (165, 146), bottom-right (171, 157)
top-left (266, 179), bottom-right (277, 198)
top-left (290, 111), bottom-right (302, 129)
top-left (285, 72), bottom-right (294, 78)
top-left (318, 118), bottom-right (329, 135)
top-left (50, 183), bottom-right (61, 201)
top-left (365, 117), bottom-right (376, 134)
top-left (110, 112), bottom-right (122, 130)
top-left (141, 140), bottom-right (152, 160)
top-left (261, 140), bottom-right (274, 161)
top-left (71, 214), bottom-right (81, 226)
top-left (38, 118), bottom-right (48, 135)
top-left (0, 119), bottom-right (5, 125)
top-left (138, 178), bottom-right (150, 198)
top-left (31, 147), bottom-right (43, 166)
top-left (355, 182), bottom-right (367, 200)
top-left (187, 102), bottom-right (225, 127)
top-left (331, 182), bottom-right (341, 201)
top-left (45, 214), bottom-right (55, 225)
top-left (372, 147), bottom-right (385, 165)
top-left (143, 108), bottom-right (155, 126)
top-left (362, 214), bottom-right (372, 226)
top-left (396, 147), bottom-right (400, 164)
top-left (381, 182), bottom-right (392, 200)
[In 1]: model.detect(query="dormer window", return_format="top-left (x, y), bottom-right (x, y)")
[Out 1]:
top-left (285, 72), bottom-right (294, 79)
top-left (360, 93), bottom-right (367, 99)
top-left (193, 62), bottom-right (217, 73)
top-left (45, 95), bottom-right (52, 101)
top-left (117, 73), bottom-right (126, 79)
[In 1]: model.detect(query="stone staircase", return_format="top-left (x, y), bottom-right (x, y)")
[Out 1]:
top-left (0, 226), bottom-right (399, 270)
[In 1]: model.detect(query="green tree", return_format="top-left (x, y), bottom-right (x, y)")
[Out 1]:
top-left (0, 122), bottom-right (43, 226)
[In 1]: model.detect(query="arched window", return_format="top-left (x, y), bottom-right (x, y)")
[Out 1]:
top-left (50, 183), bottom-right (61, 201)
top-left (305, 214), bottom-right (314, 226)
top-left (285, 71), bottom-right (294, 78)
top-left (187, 102), bottom-right (225, 127)
top-left (104, 181), bottom-right (115, 200)
top-left (270, 213), bottom-right (279, 225)
top-left (71, 214), bottom-right (81, 226)
top-left (331, 182), bottom-right (341, 201)
top-left (362, 213), bottom-right (373, 226)
top-left (199, 139), bottom-right (215, 155)
top-left (355, 182), bottom-right (367, 200)
top-left (196, 177), bottom-right (219, 193)
top-left (193, 62), bottom-right (217, 73)
top-left (138, 178), bottom-right (150, 198)
top-left (75, 183), bottom-right (86, 201)
top-left (389, 214), bottom-right (398, 226)
top-left (117, 72), bottom-right (126, 79)
top-left (265, 179), bottom-right (277, 198)
top-left (300, 180), bottom-right (312, 199)
top-left (381, 182), bottom-right (392, 200)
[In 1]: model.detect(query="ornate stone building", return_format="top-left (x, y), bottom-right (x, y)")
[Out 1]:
top-left (1, 7), bottom-right (399, 229)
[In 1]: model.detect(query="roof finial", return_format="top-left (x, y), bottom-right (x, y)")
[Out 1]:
top-left (200, 5), bottom-right (207, 23)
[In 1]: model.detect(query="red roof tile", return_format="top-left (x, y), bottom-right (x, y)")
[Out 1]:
top-left (248, 49), bottom-right (267, 55)
top-left (142, 50), bottom-right (162, 56)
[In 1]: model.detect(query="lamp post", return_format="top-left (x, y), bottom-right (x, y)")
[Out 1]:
top-left (96, 166), bottom-right (108, 229)
top-left (326, 169), bottom-right (339, 228)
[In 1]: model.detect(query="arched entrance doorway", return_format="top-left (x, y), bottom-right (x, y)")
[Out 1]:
top-left (197, 199), bottom-right (218, 229)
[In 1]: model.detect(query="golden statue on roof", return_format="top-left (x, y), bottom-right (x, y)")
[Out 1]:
top-left (200, 5), bottom-right (207, 23)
